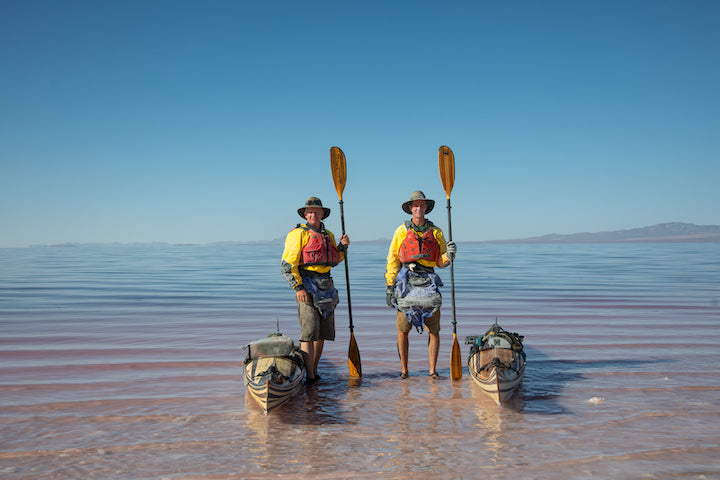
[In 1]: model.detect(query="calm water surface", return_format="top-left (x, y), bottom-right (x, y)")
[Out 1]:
top-left (1, 243), bottom-right (719, 479)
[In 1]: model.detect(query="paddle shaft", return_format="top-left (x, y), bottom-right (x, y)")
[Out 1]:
top-left (446, 197), bottom-right (457, 334)
top-left (339, 199), bottom-right (354, 332)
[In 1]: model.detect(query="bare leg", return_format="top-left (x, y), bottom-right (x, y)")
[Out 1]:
top-left (428, 332), bottom-right (439, 374)
top-left (312, 339), bottom-right (324, 377)
top-left (397, 331), bottom-right (409, 375)
top-left (300, 341), bottom-right (315, 380)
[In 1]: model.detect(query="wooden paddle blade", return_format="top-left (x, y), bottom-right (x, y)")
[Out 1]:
top-left (451, 333), bottom-right (462, 381)
top-left (348, 332), bottom-right (362, 377)
top-left (330, 146), bottom-right (347, 200)
top-left (438, 145), bottom-right (455, 199)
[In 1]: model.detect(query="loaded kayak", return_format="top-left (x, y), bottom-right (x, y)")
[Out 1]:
top-left (243, 331), bottom-right (305, 413)
top-left (466, 321), bottom-right (526, 405)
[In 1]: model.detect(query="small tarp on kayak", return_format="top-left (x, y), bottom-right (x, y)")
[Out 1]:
top-left (246, 334), bottom-right (295, 359)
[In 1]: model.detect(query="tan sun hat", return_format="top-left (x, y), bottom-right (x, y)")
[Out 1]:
top-left (298, 197), bottom-right (331, 219)
top-left (401, 191), bottom-right (435, 214)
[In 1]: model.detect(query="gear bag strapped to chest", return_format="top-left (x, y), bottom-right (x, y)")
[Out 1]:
top-left (298, 225), bottom-right (341, 267)
top-left (397, 221), bottom-right (440, 264)
top-left (302, 275), bottom-right (339, 318)
top-left (394, 265), bottom-right (443, 332)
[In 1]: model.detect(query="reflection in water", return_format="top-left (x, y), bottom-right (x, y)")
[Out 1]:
top-left (245, 376), bottom-right (361, 474)
top-left (472, 387), bottom-right (503, 466)
top-left (377, 377), bottom-right (449, 474)
top-left (244, 400), bottom-right (272, 471)
top-left (470, 384), bottom-right (530, 469)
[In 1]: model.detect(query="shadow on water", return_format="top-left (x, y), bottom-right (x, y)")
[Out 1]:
top-left (521, 345), bottom-right (672, 415)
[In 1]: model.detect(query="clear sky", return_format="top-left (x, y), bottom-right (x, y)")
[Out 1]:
top-left (1, 1), bottom-right (718, 248)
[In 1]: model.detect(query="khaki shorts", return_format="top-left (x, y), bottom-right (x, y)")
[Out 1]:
top-left (396, 309), bottom-right (441, 334)
top-left (297, 298), bottom-right (335, 342)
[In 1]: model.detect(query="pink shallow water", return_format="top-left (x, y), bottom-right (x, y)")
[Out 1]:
top-left (1, 243), bottom-right (719, 479)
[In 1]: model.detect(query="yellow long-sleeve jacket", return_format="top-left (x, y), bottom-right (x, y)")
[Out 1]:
top-left (281, 222), bottom-right (345, 290)
top-left (385, 220), bottom-right (450, 286)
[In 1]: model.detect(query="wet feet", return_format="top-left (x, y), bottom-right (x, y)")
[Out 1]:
top-left (400, 372), bottom-right (409, 379)
top-left (428, 372), bottom-right (440, 379)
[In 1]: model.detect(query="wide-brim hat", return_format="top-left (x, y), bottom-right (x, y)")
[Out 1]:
top-left (402, 191), bottom-right (435, 214)
top-left (298, 197), bottom-right (331, 219)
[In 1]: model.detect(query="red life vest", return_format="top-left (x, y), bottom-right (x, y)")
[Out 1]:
top-left (299, 225), bottom-right (341, 267)
top-left (398, 222), bottom-right (440, 263)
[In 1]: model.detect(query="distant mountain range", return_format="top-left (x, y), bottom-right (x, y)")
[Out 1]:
top-left (33, 222), bottom-right (720, 248)
top-left (478, 222), bottom-right (720, 244)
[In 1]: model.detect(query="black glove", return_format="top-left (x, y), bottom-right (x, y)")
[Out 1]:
top-left (385, 285), bottom-right (397, 309)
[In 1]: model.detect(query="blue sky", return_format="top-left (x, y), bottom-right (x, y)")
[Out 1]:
top-left (1, 1), bottom-right (718, 247)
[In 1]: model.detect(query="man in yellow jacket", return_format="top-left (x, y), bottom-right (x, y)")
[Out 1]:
top-left (385, 191), bottom-right (456, 379)
top-left (282, 197), bottom-right (349, 386)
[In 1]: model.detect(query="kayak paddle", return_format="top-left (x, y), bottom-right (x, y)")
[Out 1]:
top-left (439, 145), bottom-right (462, 381)
top-left (330, 146), bottom-right (362, 378)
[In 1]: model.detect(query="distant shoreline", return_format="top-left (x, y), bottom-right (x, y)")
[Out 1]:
top-left (19, 222), bottom-right (720, 248)
top-left (469, 235), bottom-right (720, 244)
top-left (477, 222), bottom-right (720, 244)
